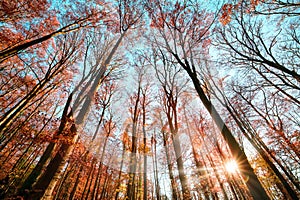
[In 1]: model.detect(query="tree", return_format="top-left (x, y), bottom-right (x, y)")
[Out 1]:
top-left (147, 1), bottom-right (270, 199)
top-left (206, 72), bottom-right (300, 199)
top-left (34, 1), bottom-right (143, 198)
top-left (218, 5), bottom-right (300, 84)
top-left (151, 49), bottom-right (192, 199)
top-left (126, 66), bottom-right (142, 200)
top-left (0, 0), bottom-right (106, 63)
top-left (0, 32), bottom-right (83, 199)
top-left (213, 1), bottom-right (300, 198)
top-left (1, 0), bottom-right (299, 199)
top-left (0, 33), bottom-right (82, 136)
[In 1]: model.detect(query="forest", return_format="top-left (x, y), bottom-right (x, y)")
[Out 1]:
top-left (0, 0), bottom-right (299, 199)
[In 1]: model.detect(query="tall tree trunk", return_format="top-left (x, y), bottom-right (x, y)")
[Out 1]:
top-left (53, 162), bottom-right (72, 200)
top-left (214, 89), bottom-right (300, 199)
top-left (161, 131), bottom-right (177, 200)
top-left (175, 56), bottom-right (270, 200)
top-left (18, 92), bottom-right (73, 197)
top-left (189, 140), bottom-right (210, 199)
top-left (170, 131), bottom-right (191, 200)
top-left (115, 141), bottom-right (126, 200)
top-left (99, 167), bottom-right (110, 200)
top-left (94, 132), bottom-right (111, 200)
top-left (126, 84), bottom-right (141, 200)
top-left (81, 158), bottom-right (96, 200)
top-left (126, 122), bottom-right (138, 200)
top-left (0, 18), bottom-right (89, 63)
top-left (142, 93), bottom-right (148, 200)
top-left (32, 124), bottom-right (78, 200)
top-left (183, 110), bottom-right (210, 200)
top-left (199, 152), bottom-right (218, 200)
top-left (25, 32), bottom-right (126, 200)
top-left (69, 152), bottom-right (88, 200)
top-left (153, 133), bottom-right (160, 200)
top-left (206, 154), bottom-right (230, 200)
top-left (136, 156), bottom-right (143, 200)
top-left (91, 163), bottom-right (102, 200)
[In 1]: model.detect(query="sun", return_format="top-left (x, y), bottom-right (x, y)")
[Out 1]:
top-left (225, 160), bottom-right (239, 173)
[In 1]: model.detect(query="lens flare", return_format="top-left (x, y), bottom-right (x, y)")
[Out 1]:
top-left (225, 160), bottom-right (238, 173)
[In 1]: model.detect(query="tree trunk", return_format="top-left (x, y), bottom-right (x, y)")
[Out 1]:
top-left (126, 84), bottom-right (141, 200)
top-left (161, 131), bottom-right (177, 200)
top-left (31, 124), bottom-right (78, 200)
top-left (126, 122), bottom-right (138, 200)
top-left (69, 153), bottom-right (88, 200)
top-left (153, 134), bottom-right (161, 200)
top-left (142, 94), bottom-right (148, 200)
top-left (18, 93), bottom-right (73, 197)
top-left (94, 132), bottom-right (111, 200)
top-left (53, 162), bottom-right (72, 200)
top-left (0, 18), bottom-right (90, 63)
top-left (81, 158), bottom-right (96, 200)
top-left (115, 142), bottom-right (126, 200)
top-left (184, 110), bottom-right (210, 199)
top-left (91, 163), bottom-right (102, 200)
top-left (171, 132), bottom-right (191, 200)
top-left (218, 92), bottom-right (300, 199)
top-left (175, 56), bottom-right (270, 200)
top-left (25, 31), bottom-right (126, 200)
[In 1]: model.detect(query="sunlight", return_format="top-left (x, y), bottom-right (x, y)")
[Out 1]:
top-left (225, 160), bottom-right (239, 173)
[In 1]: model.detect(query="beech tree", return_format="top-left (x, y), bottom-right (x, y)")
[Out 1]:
top-left (38, 0), bottom-right (142, 198)
top-left (0, 0), bottom-right (106, 63)
top-left (125, 56), bottom-right (153, 200)
top-left (0, 31), bottom-right (84, 199)
top-left (204, 70), bottom-right (300, 199)
top-left (151, 50), bottom-right (192, 199)
top-left (0, 33), bottom-right (83, 137)
top-left (213, 1), bottom-right (300, 198)
top-left (1, 0), bottom-right (299, 199)
top-left (147, 1), bottom-right (270, 199)
top-left (13, 1), bottom-right (142, 198)
top-left (126, 73), bottom-right (141, 200)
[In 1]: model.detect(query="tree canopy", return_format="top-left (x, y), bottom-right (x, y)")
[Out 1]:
top-left (0, 0), bottom-right (299, 199)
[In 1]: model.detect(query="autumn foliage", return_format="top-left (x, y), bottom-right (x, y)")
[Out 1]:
top-left (0, 0), bottom-right (299, 200)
